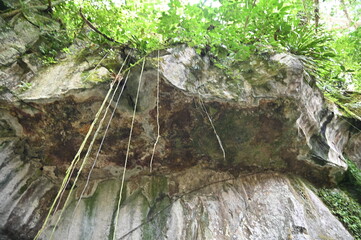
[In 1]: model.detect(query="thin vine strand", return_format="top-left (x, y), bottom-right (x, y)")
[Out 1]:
top-left (49, 56), bottom-right (132, 239)
top-left (198, 96), bottom-right (226, 162)
top-left (50, 51), bottom-right (110, 222)
top-left (34, 79), bottom-right (114, 240)
top-left (66, 54), bottom-right (131, 237)
top-left (150, 50), bottom-right (161, 172)
top-left (112, 57), bottom-right (146, 240)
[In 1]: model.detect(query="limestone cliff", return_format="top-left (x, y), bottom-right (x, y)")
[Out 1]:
top-left (0, 14), bottom-right (360, 240)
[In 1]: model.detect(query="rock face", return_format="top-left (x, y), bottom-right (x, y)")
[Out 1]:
top-left (345, 132), bottom-right (361, 168)
top-left (0, 44), bottom-right (359, 239)
top-left (37, 170), bottom-right (353, 240)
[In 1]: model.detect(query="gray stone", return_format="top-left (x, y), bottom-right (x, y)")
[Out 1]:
top-left (13, 18), bottom-right (40, 47)
top-left (19, 58), bottom-right (103, 101)
top-left (0, 26), bottom-right (26, 66)
top-left (0, 45), bottom-right (358, 239)
top-left (0, 62), bottom-right (25, 89)
top-left (34, 169), bottom-right (353, 240)
top-left (345, 132), bottom-right (361, 168)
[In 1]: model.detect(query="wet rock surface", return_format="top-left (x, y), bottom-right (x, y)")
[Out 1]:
top-left (0, 44), bottom-right (359, 239)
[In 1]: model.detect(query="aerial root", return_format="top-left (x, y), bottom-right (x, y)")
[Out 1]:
top-left (49, 54), bottom-right (131, 240)
top-left (112, 57), bottom-right (146, 240)
top-left (67, 53), bottom-right (132, 238)
top-left (198, 96), bottom-right (226, 162)
top-left (150, 50), bottom-right (161, 172)
top-left (34, 52), bottom-right (130, 240)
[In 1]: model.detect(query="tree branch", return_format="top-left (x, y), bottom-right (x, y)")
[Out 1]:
top-left (339, 0), bottom-right (354, 27)
top-left (0, 9), bottom-right (20, 18)
top-left (79, 8), bottom-right (121, 44)
top-left (314, 0), bottom-right (320, 32)
top-left (0, 0), bottom-right (65, 18)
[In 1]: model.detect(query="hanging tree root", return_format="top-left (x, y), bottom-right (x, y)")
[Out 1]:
top-left (198, 96), bottom-right (226, 162)
top-left (149, 50), bottom-right (161, 172)
top-left (49, 56), bottom-right (133, 239)
top-left (69, 54), bottom-right (131, 231)
top-left (34, 83), bottom-right (115, 240)
top-left (34, 53), bottom-right (112, 240)
top-left (112, 58), bottom-right (146, 240)
top-left (47, 52), bottom-right (110, 227)
top-left (73, 55), bottom-right (130, 206)
top-left (50, 53), bottom-right (110, 222)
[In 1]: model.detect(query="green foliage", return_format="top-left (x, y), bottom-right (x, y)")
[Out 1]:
top-left (311, 26), bottom-right (360, 116)
top-left (53, 0), bottom-right (165, 53)
top-left (53, 1), bottom-right (84, 40)
top-left (330, 27), bottom-right (361, 91)
top-left (318, 159), bottom-right (361, 239)
top-left (17, 81), bottom-right (33, 92)
top-left (157, 0), bottom-right (306, 60)
top-left (41, 56), bottom-right (57, 65)
top-left (3, 0), bottom-right (359, 117)
top-left (61, 47), bottom-right (71, 54)
top-left (51, 0), bottom-right (354, 71)
top-left (52, 0), bottom-right (307, 56)
top-left (281, 25), bottom-right (336, 83)
top-left (37, 30), bottom-right (72, 59)
top-left (318, 189), bottom-right (361, 239)
top-left (340, 159), bottom-right (361, 202)
top-left (320, 26), bottom-right (361, 118)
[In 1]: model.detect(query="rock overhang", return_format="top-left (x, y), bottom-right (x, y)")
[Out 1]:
top-left (0, 44), bottom-right (353, 185)
top-left (0, 41), bottom-right (359, 239)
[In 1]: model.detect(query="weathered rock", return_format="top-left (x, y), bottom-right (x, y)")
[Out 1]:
top-left (18, 58), bottom-right (108, 101)
top-left (2, 161), bottom-right (353, 240)
top-left (0, 45), bottom-right (359, 239)
top-left (345, 131), bottom-right (361, 168)
top-left (158, 47), bottom-right (349, 181)
top-left (0, 138), bottom-right (354, 240)
top-left (0, 15), bottom-right (42, 67)
top-left (13, 18), bottom-right (40, 47)
top-left (0, 26), bottom-right (26, 66)
top-left (1, 13), bottom-right (45, 92)
top-left (0, 140), bottom-right (56, 239)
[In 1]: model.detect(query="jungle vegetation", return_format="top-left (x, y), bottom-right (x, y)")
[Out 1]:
top-left (0, 0), bottom-right (360, 105)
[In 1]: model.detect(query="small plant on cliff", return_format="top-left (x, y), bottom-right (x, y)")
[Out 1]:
top-left (41, 56), bottom-right (57, 65)
top-left (318, 159), bottom-right (361, 239)
top-left (340, 159), bottom-right (361, 202)
top-left (17, 81), bottom-right (33, 92)
top-left (318, 189), bottom-right (361, 239)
